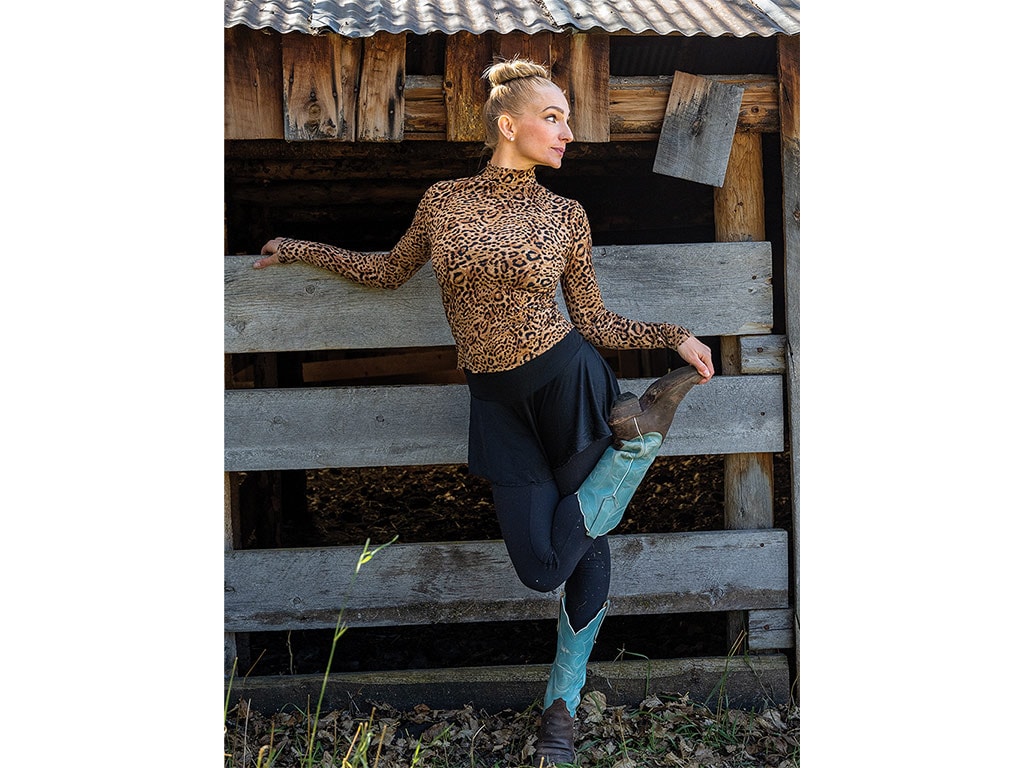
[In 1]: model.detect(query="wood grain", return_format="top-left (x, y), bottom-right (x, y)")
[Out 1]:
top-left (224, 530), bottom-right (789, 631)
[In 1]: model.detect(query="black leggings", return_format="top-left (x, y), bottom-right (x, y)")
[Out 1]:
top-left (492, 436), bottom-right (612, 631)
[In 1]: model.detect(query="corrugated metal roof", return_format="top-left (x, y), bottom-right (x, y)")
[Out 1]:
top-left (225, 0), bottom-right (799, 37)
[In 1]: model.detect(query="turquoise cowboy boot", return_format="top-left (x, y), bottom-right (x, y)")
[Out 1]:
top-left (575, 432), bottom-right (662, 538)
top-left (575, 365), bottom-right (703, 539)
top-left (533, 599), bottom-right (609, 767)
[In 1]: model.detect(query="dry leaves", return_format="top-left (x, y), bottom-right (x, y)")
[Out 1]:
top-left (224, 693), bottom-right (799, 768)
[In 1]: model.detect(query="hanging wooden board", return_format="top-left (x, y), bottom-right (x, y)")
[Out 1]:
top-left (358, 32), bottom-right (406, 141)
top-left (282, 33), bottom-right (361, 141)
top-left (653, 71), bottom-right (744, 187)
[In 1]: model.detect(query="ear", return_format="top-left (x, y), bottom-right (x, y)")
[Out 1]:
top-left (497, 114), bottom-right (515, 142)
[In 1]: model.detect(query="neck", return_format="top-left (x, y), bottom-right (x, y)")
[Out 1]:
top-left (489, 146), bottom-right (536, 171)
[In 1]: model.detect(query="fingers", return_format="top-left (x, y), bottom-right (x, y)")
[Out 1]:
top-left (254, 239), bottom-right (282, 269)
top-left (679, 337), bottom-right (714, 382)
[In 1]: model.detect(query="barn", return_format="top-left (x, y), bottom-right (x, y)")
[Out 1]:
top-left (223, 0), bottom-right (801, 724)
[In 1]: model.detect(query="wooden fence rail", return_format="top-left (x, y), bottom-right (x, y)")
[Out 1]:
top-left (224, 240), bottom-right (792, 710)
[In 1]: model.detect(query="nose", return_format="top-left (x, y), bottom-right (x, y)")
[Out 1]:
top-left (562, 123), bottom-right (573, 143)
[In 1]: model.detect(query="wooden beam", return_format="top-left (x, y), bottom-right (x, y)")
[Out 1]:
top-left (403, 74), bottom-right (779, 141)
top-left (224, 26), bottom-right (284, 140)
top-left (227, 655), bottom-right (791, 713)
top-left (282, 33), bottom-right (361, 141)
top-left (778, 32), bottom-right (801, 678)
top-left (224, 374), bottom-right (784, 471)
top-left (224, 530), bottom-right (788, 631)
top-left (357, 32), bottom-right (406, 141)
top-left (443, 32), bottom-right (492, 142)
top-left (714, 132), bottom-right (766, 240)
top-left (224, 242), bottom-right (772, 354)
top-left (714, 130), bottom-right (774, 652)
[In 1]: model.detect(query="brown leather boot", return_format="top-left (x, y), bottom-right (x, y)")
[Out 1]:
top-left (533, 699), bottom-right (575, 766)
top-left (607, 365), bottom-right (702, 447)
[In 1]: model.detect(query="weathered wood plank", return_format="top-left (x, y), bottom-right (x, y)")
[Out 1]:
top-left (282, 33), bottom-right (361, 141)
top-left (714, 132), bottom-right (765, 242)
top-left (654, 72), bottom-right (745, 187)
top-left (443, 32), bottom-right (492, 142)
top-left (227, 655), bottom-right (791, 713)
top-left (562, 31), bottom-right (610, 142)
top-left (403, 74), bottom-right (779, 139)
top-left (404, 74), bottom-right (446, 137)
top-left (737, 335), bottom-right (786, 375)
top-left (778, 33), bottom-right (801, 674)
top-left (223, 374), bottom-right (784, 471)
top-left (224, 242), bottom-right (772, 354)
top-left (358, 32), bottom-right (406, 141)
top-left (494, 31), bottom-right (554, 74)
top-left (747, 608), bottom-right (794, 650)
top-left (224, 26), bottom-right (284, 140)
top-left (224, 530), bottom-right (789, 631)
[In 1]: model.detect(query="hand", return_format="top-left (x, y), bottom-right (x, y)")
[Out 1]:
top-left (676, 335), bottom-right (714, 383)
top-left (253, 238), bottom-right (286, 269)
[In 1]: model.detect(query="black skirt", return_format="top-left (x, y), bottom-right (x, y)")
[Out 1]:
top-left (465, 329), bottom-right (620, 487)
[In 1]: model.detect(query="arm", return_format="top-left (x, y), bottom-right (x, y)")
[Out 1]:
top-left (561, 204), bottom-right (714, 381)
top-left (253, 184), bottom-right (438, 290)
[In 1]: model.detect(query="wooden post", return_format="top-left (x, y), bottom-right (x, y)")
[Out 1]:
top-left (778, 33), bottom-right (801, 682)
top-left (224, 471), bottom-right (241, 676)
top-left (714, 130), bottom-right (773, 651)
top-left (224, 354), bottom-right (244, 676)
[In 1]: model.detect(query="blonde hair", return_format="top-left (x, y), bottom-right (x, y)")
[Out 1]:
top-left (481, 59), bottom-right (555, 151)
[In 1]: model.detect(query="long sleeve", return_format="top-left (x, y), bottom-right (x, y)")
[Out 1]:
top-left (273, 185), bottom-right (438, 290)
top-left (560, 202), bottom-right (692, 351)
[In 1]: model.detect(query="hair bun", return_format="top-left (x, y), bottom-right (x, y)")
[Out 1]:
top-left (483, 58), bottom-right (550, 88)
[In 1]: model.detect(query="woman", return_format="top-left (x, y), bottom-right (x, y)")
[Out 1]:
top-left (254, 58), bottom-right (714, 767)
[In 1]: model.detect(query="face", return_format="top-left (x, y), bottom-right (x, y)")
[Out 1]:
top-left (495, 82), bottom-right (574, 170)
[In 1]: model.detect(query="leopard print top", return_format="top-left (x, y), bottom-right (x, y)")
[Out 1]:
top-left (274, 163), bottom-right (692, 373)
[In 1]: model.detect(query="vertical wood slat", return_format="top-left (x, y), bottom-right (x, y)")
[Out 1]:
top-left (358, 32), bottom-right (407, 141)
top-left (444, 31), bottom-right (493, 142)
top-left (225, 26), bottom-right (284, 140)
top-left (561, 32), bottom-right (610, 143)
top-left (777, 33), bottom-right (801, 679)
top-left (654, 71), bottom-right (745, 187)
top-left (495, 31), bottom-right (554, 70)
top-left (282, 33), bottom-right (362, 141)
top-left (714, 130), bottom-right (774, 652)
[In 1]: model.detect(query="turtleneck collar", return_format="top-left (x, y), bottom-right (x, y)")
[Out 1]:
top-left (479, 163), bottom-right (538, 187)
